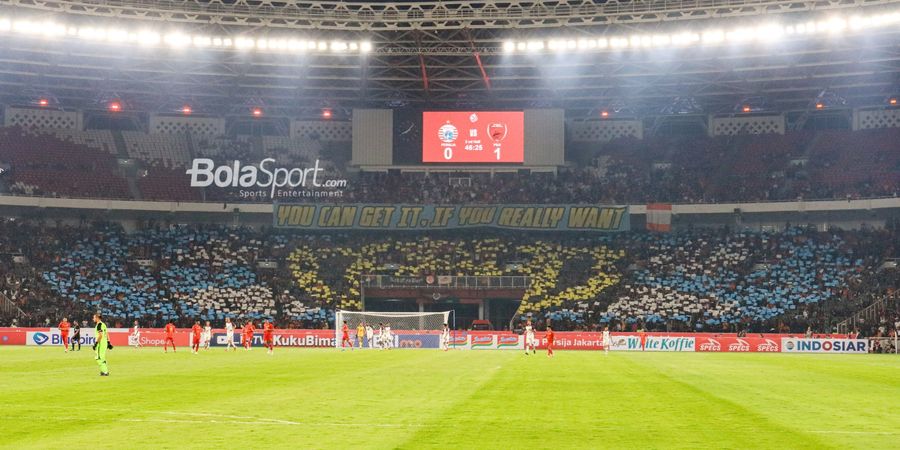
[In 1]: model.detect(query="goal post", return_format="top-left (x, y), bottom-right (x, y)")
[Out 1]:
top-left (334, 310), bottom-right (454, 349)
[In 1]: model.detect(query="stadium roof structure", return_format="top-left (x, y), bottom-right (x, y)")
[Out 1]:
top-left (0, 0), bottom-right (898, 117)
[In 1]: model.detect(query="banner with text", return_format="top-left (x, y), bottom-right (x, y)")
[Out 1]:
top-left (695, 336), bottom-right (781, 352)
top-left (274, 204), bottom-right (630, 232)
top-left (781, 338), bottom-right (868, 353)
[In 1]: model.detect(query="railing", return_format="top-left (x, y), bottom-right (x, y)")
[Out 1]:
top-left (0, 292), bottom-right (25, 319)
top-left (836, 295), bottom-right (897, 334)
top-left (361, 275), bottom-right (530, 289)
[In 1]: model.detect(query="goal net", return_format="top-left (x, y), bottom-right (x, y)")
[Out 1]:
top-left (334, 310), bottom-right (452, 349)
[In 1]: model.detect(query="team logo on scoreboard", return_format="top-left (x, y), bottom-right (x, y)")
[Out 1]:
top-left (469, 113), bottom-right (478, 123)
top-left (438, 123), bottom-right (459, 143)
top-left (487, 123), bottom-right (508, 142)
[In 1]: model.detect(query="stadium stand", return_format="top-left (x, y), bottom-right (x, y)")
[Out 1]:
top-left (2, 216), bottom-right (897, 336)
top-left (122, 131), bottom-right (192, 168)
top-left (34, 128), bottom-right (118, 155)
top-left (192, 134), bottom-right (257, 161)
top-left (2, 126), bottom-right (898, 204)
top-left (604, 228), bottom-right (862, 331)
top-left (137, 167), bottom-right (202, 202)
top-left (0, 126), bottom-right (130, 199)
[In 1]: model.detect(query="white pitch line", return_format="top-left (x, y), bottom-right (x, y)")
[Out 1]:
top-left (118, 418), bottom-right (300, 426)
top-left (15, 406), bottom-right (418, 428)
top-left (809, 431), bottom-right (899, 435)
top-left (154, 411), bottom-right (300, 425)
top-left (115, 418), bottom-right (415, 428)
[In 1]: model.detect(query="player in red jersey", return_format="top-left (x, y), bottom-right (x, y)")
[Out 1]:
top-left (58, 317), bottom-right (71, 353)
top-left (263, 320), bottom-right (275, 356)
top-left (546, 325), bottom-right (555, 358)
top-left (638, 327), bottom-right (646, 351)
top-left (191, 321), bottom-right (202, 354)
top-left (242, 321), bottom-right (255, 350)
top-left (164, 322), bottom-right (177, 353)
top-left (340, 320), bottom-right (352, 351)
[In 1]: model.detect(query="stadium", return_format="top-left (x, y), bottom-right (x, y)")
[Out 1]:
top-left (1, 0), bottom-right (899, 448)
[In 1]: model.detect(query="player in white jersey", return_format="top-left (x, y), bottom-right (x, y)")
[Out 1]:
top-left (224, 317), bottom-right (237, 351)
top-left (524, 320), bottom-right (536, 355)
top-left (365, 324), bottom-right (374, 348)
top-left (440, 323), bottom-right (451, 351)
top-left (375, 323), bottom-right (384, 350)
top-left (202, 321), bottom-right (212, 350)
top-left (382, 324), bottom-right (393, 349)
top-left (130, 320), bottom-right (143, 348)
top-left (602, 326), bottom-right (611, 355)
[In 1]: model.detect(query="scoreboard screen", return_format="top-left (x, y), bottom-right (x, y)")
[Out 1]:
top-left (422, 111), bottom-right (524, 163)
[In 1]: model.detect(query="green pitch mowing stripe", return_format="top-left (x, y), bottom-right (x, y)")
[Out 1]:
top-left (0, 348), bottom-right (897, 449)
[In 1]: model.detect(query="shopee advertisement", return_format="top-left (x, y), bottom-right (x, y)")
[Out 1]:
top-left (423, 111), bottom-right (524, 163)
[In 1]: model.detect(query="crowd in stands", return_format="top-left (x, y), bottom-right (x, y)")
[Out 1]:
top-left (1, 217), bottom-right (899, 341)
top-left (1, 125), bottom-right (898, 204)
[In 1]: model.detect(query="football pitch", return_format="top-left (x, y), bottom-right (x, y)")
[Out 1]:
top-left (2, 347), bottom-right (898, 449)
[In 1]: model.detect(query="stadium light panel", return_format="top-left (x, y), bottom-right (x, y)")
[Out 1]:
top-left (2, 8), bottom-right (900, 56)
top-left (38, 98), bottom-right (49, 107)
top-left (252, 107), bottom-right (263, 117)
top-left (164, 32), bottom-right (191, 48)
top-left (193, 36), bottom-right (212, 47)
top-left (235, 37), bottom-right (255, 50)
top-left (322, 109), bottom-right (333, 119)
top-left (108, 29), bottom-right (128, 43)
top-left (702, 30), bottom-right (725, 44)
top-left (889, 98), bottom-right (897, 106)
top-left (820, 18), bottom-right (847, 34)
top-left (137, 31), bottom-right (161, 46)
top-left (0, 14), bottom-right (375, 55)
top-left (815, 102), bottom-right (825, 110)
top-left (108, 101), bottom-right (122, 112)
top-left (742, 105), bottom-right (751, 113)
top-left (600, 110), bottom-right (610, 118)
top-left (610, 38), bottom-right (629, 49)
top-left (182, 105), bottom-right (192, 115)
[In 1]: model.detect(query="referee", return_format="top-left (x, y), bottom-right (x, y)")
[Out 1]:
top-left (70, 321), bottom-right (81, 351)
top-left (92, 313), bottom-right (110, 376)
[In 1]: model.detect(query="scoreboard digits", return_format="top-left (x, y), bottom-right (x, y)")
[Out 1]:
top-left (422, 111), bottom-right (524, 163)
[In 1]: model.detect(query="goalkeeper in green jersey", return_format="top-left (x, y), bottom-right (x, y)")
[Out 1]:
top-left (92, 313), bottom-right (111, 376)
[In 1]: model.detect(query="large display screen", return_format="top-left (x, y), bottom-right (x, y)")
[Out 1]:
top-left (422, 111), bottom-right (524, 163)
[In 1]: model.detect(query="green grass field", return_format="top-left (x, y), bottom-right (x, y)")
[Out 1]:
top-left (1, 347), bottom-right (898, 449)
